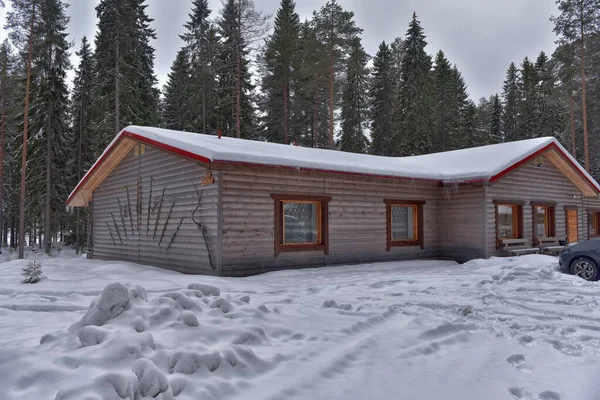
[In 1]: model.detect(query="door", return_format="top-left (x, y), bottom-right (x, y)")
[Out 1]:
top-left (566, 208), bottom-right (578, 244)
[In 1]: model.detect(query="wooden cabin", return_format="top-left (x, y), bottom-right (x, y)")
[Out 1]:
top-left (67, 126), bottom-right (600, 276)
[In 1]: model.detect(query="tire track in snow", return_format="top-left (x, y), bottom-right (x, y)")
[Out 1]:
top-left (232, 306), bottom-right (413, 400)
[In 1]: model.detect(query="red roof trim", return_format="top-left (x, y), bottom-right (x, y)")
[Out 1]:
top-left (489, 143), bottom-right (554, 183)
top-left (68, 134), bottom-right (598, 206)
top-left (489, 142), bottom-right (599, 193)
top-left (66, 133), bottom-right (126, 205)
top-left (122, 131), bottom-right (212, 164)
top-left (67, 130), bottom-right (213, 205)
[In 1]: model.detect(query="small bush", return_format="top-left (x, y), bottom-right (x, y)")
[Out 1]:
top-left (459, 306), bottom-right (474, 317)
top-left (22, 260), bottom-right (43, 284)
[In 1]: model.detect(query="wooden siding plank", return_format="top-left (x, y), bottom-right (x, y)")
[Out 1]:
top-left (486, 158), bottom-right (584, 256)
top-left (92, 146), bottom-right (218, 274)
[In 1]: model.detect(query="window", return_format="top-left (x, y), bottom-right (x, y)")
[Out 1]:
top-left (384, 199), bottom-right (425, 250)
top-left (497, 204), bottom-right (521, 239)
top-left (271, 194), bottom-right (331, 256)
top-left (494, 200), bottom-right (524, 246)
top-left (589, 211), bottom-right (600, 236)
top-left (532, 203), bottom-right (555, 238)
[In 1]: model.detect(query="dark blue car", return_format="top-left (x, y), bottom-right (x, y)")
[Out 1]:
top-left (559, 240), bottom-right (600, 281)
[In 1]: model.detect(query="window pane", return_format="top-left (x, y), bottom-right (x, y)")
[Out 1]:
top-left (392, 206), bottom-right (415, 240)
top-left (535, 206), bottom-right (546, 237)
top-left (283, 202), bottom-right (318, 243)
top-left (498, 205), bottom-right (514, 239)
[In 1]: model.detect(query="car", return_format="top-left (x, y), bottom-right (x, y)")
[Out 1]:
top-left (558, 240), bottom-right (600, 281)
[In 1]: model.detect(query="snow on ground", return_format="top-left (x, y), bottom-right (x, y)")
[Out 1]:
top-left (0, 250), bottom-right (599, 400)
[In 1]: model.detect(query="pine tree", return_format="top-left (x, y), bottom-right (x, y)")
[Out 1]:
top-left (313, 0), bottom-right (362, 148)
top-left (92, 0), bottom-right (159, 153)
top-left (490, 94), bottom-right (503, 142)
top-left (370, 41), bottom-right (396, 156)
top-left (162, 49), bottom-right (190, 131)
top-left (260, 0), bottom-right (301, 144)
top-left (6, 0), bottom-right (72, 254)
top-left (71, 36), bottom-right (94, 251)
top-left (501, 62), bottom-right (520, 142)
top-left (395, 13), bottom-right (433, 156)
top-left (552, 0), bottom-right (599, 172)
top-left (339, 37), bottom-right (369, 153)
top-left (31, 0), bottom-right (71, 254)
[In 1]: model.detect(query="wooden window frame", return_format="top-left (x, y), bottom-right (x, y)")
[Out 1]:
top-left (531, 202), bottom-right (556, 241)
top-left (271, 194), bottom-right (331, 257)
top-left (494, 200), bottom-right (525, 249)
top-left (588, 209), bottom-right (600, 238)
top-left (383, 199), bottom-right (425, 251)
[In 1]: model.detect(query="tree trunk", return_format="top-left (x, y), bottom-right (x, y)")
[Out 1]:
top-left (115, 30), bottom-right (120, 136)
top-left (580, 2), bottom-right (589, 172)
top-left (329, 58), bottom-right (334, 149)
top-left (44, 125), bottom-right (52, 254)
top-left (570, 94), bottom-right (576, 158)
top-left (283, 80), bottom-right (289, 144)
top-left (0, 75), bottom-right (6, 246)
top-left (313, 90), bottom-right (319, 148)
top-left (19, 1), bottom-right (35, 259)
top-left (200, 21), bottom-right (206, 134)
top-left (235, 0), bottom-right (242, 138)
top-left (75, 89), bottom-right (84, 253)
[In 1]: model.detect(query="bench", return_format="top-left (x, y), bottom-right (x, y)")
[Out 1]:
top-left (500, 238), bottom-right (540, 256)
top-left (536, 237), bottom-right (564, 255)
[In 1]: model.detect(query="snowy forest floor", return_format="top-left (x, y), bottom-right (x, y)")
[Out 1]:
top-left (0, 250), bottom-right (599, 400)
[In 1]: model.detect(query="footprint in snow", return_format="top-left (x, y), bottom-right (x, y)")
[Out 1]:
top-left (519, 335), bottom-right (535, 347)
top-left (507, 354), bottom-right (532, 373)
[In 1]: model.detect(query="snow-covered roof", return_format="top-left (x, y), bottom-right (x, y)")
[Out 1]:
top-left (67, 125), bottom-right (600, 206)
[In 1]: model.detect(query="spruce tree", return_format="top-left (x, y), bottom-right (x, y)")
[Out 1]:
top-left (216, 0), bottom-right (258, 139)
top-left (339, 37), bottom-right (369, 153)
top-left (518, 56), bottom-right (538, 138)
top-left (452, 66), bottom-right (471, 149)
top-left (71, 36), bottom-right (94, 251)
top-left (462, 101), bottom-right (486, 148)
top-left (92, 0), bottom-right (159, 153)
top-left (432, 50), bottom-right (454, 152)
top-left (370, 41), bottom-right (395, 156)
top-left (11, 0), bottom-right (72, 254)
top-left (294, 20), bottom-right (328, 147)
top-left (313, 0), bottom-right (362, 148)
top-left (162, 49), bottom-right (190, 131)
top-left (396, 13), bottom-right (433, 156)
top-left (535, 51), bottom-right (564, 139)
top-left (501, 62), bottom-right (520, 142)
top-left (0, 41), bottom-right (15, 247)
top-left (490, 94), bottom-right (503, 142)
top-left (260, 0), bottom-right (301, 144)
top-left (180, 0), bottom-right (219, 134)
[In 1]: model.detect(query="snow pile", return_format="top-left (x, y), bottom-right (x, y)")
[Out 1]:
top-left (6, 281), bottom-right (281, 400)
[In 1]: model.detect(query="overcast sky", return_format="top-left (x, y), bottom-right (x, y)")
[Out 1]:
top-left (3, 0), bottom-right (560, 101)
